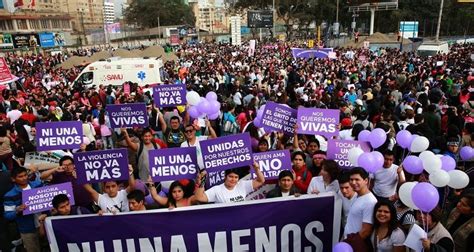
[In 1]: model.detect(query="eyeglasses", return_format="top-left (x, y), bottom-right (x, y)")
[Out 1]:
top-left (185, 129), bottom-right (194, 133)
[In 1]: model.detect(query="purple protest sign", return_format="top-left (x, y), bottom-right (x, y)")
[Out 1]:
top-left (200, 133), bottom-right (253, 172)
top-left (106, 103), bottom-right (149, 128)
top-left (36, 121), bottom-right (83, 151)
top-left (153, 84), bottom-right (187, 107)
top-left (22, 182), bottom-right (75, 215)
top-left (252, 150), bottom-right (292, 179)
top-left (260, 102), bottom-right (297, 135)
top-left (205, 170), bottom-right (226, 189)
top-left (46, 195), bottom-right (340, 252)
top-left (74, 149), bottom-right (129, 184)
top-left (291, 48), bottom-right (334, 59)
top-left (297, 108), bottom-right (340, 137)
top-left (148, 147), bottom-right (198, 181)
top-left (327, 139), bottom-right (372, 169)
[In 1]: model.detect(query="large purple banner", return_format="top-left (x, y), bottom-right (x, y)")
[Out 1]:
top-left (74, 149), bottom-right (130, 184)
top-left (260, 102), bottom-right (297, 135)
top-left (36, 121), bottom-right (83, 151)
top-left (106, 103), bottom-right (149, 128)
top-left (252, 150), bottom-right (292, 179)
top-left (153, 84), bottom-right (187, 107)
top-left (148, 147), bottom-right (198, 181)
top-left (297, 108), bottom-right (340, 137)
top-left (291, 48), bottom-right (334, 59)
top-left (46, 195), bottom-right (341, 252)
top-left (327, 139), bottom-right (372, 169)
top-left (200, 133), bottom-right (253, 172)
top-left (22, 182), bottom-right (75, 215)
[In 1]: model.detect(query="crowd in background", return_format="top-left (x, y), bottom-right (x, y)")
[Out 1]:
top-left (0, 41), bottom-right (473, 252)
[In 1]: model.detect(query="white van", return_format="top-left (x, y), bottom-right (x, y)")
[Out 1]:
top-left (74, 58), bottom-right (164, 88)
top-left (417, 41), bottom-right (449, 57)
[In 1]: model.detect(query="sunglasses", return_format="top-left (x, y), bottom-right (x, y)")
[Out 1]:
top-left (185, 129), bottom-right (194, 133)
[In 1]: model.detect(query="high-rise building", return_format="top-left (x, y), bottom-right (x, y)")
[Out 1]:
top-left (59, 0), bottom-right (105, 33)
top-left (192, 0), bottom-right (229, 33)
top-left (104, 2), bottom-right (115, 24)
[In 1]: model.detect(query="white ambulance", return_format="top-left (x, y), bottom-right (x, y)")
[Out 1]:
top-left (74, 57), bottom-right (164, 88)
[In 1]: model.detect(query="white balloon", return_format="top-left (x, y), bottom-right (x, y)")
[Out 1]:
top-left (448, 170), bottom-right (470, 189)
top-left (348, 147), bottom-right (364, 166)
top-left (398, 182), bottom-right (419, 210)
top-left (429, 170), bottom-right (450, 187)
top-left (419, 151), bottom-right (435, 161)
top-left (186, 91), bottom-right (201, 106)
top-left (423, 155), bottom-right (442, 174)
top-left (410, 136), bottom-right (430, 153)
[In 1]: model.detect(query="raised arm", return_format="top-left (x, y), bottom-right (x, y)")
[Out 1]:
top-left (147, 182), bottom-right (168, 206)
top-left (83, 184), bottom-right (100, 203)
top-left (206, 119), bottom-right (217, 139)
top-left (121, 128), bottom-right (139, 152)
top-left (125, 165), bottom-right (135, 193)
top-left (193, 171), bottom-right (209, 203)
top-left (252, 162), bottom-right (265, 190)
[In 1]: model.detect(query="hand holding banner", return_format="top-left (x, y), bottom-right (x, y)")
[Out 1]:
top-left (153, 84), bottom-right (187, 107)
top-left (200, 133), bottom-right (253, 172)
top-left (259, 102), bottom-right (297, 135)
top-left (74, 149), bottom-right (129, 184)
top-left (297, 108), bottom-right (340, 137)
top-left (22, 182), bottom-right (75, 215)
top-left (36, 121), bottom-right (83, 151)
top-left (148, 147), bottom-right (198, 181)
top-left (252, 150), bottom-right (292, 179)
top-left (106, 103), bottom-right (149, 128)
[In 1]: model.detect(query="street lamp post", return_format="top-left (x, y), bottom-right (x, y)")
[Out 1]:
top-left (435, 0), bottom-right (444, 42)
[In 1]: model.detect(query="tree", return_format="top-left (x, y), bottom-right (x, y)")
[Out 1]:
top-left (125, 0), bottom-right (195, 28)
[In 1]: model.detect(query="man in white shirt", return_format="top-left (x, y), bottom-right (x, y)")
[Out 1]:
top-left (180, 120), bottom-right (217, 169)
top-left (371, 150), bottom-right (405, 201)
top-left (344, 167), bottom-right (377, 248)
top-left (338, 173), bottom-right (357, 232)
top-left (6, 102), bottom-right (22, 125)
top-left (194, 163), bottom-right (265, 204)
top-left (83, 165), bottom-right (135, 213)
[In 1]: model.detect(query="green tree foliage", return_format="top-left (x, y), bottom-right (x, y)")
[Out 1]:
top-left (233, 0), bottom-right (474, 38)
top-left (125, 0), bottom-right (195, 28)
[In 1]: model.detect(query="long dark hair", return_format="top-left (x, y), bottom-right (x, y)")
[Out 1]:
top-left (167, 181), bottom-right (186, 208)
top-left (373, 200), bottom-right (399, 239)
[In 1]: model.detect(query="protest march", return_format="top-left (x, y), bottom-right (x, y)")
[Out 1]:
top-left (0, 40), bottom-right (473, 252)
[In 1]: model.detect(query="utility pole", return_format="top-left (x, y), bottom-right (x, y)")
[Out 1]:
top-left (157, 16), bottom-right (161, 44)
top-left (78, 8), bottom-right (86, 48)
top-left (272, 0), bottom-right (276, 38)
top-left (435, 0), bottom-right (444, 42)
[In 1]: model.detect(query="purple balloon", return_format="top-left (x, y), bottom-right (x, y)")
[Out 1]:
top-left (205, 91), bottom-right (218, 101)
top-left (403, 155), bottom-right (423, 174)
top-left (188, 106), bottom-right (200, 118)
top-left (440, 155), bottom-right (456, 171)
top-left (358, 130), bottom-right (371, 142)
top-left (369, 128), bottom-right (387, 148)
top-left (333, 242), bottom-right (353, 252)
top-left (460, 146), bottom-right (473, 161)
top-left (412, 182), bottom-right (439, 212)
top-left (372, 151), bottom-right (384, 170)
top-left (358, 152), bottom-right (378, 173)
top-left (403, 155), bottom-right (424, 174)
top-left (208, 111), bottom-right (220, 120)
top-left (197, 99), bottom-right (212, 114)
top-left (396, 130), bottom-right (412, 149)
top-left (208, 100), bottom-right (221, 114)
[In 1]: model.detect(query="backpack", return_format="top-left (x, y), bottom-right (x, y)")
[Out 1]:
top-left (136, 141), bottom-right (158, 163)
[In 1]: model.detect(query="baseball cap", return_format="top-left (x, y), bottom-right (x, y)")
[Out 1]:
top-left (341, 118), bottom-right (352, 128)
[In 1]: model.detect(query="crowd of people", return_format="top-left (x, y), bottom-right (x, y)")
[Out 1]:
top-left (0, 40), bottom-right (473, 252)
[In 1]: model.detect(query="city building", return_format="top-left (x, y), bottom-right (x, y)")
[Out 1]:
top-left (104, 2), bottom-right (115, 24)
top-left (59, 0), bottom-right (105, 33)
top-left (0, 0), bottom-right (72, 33)
top-left (192, 0), bottom-right (229, 34)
